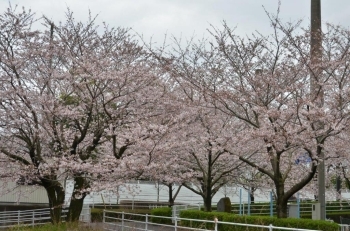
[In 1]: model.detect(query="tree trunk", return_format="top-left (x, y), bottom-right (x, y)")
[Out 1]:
top-left (203, 152), bottom-right (213, 212)
top-left (250, 188), bottom-right (255, 204)
top-left (275, 181), bottom-right (288, 218)
top-left (66, 176), bottom-right (88, 222)
top-left (276, 197), bottom-right (288, 218)
top-left (202, 178), bottom-right (212, 211)
top-left (336, 175), bottom-right (342, 201)
top-left (66, 196), bottom-right (85, 222)
top-left (203, 194), bottom-right (212, 212)
top-left (167, 183), bottom-right (182, 207)
top-left (41, 178), bottom-right (65, 224)
top-left (168, 184), bottom-right (174, 207)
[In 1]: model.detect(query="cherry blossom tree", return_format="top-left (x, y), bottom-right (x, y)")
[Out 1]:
top-left (0, 6), bottom-right (163, 223)
top-left (178, 108), bottom-right (244, 212)
top-left (0, 7), bottom-right (66, 223)
top-left (110, 79), bottom-right (195, 207)
top-left (153, 17), bottom-right (350, 217)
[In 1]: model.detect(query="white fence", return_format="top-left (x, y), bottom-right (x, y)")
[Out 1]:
top-left (102, 210), bottom-right (322, 231)
top-left (171, 204), bottom-right (201, 222)
top-left (0, 206), bottom-right (90, 229)
top-left (0, 208), bottom-right (64, 229)
top-left (339, 224), bottom-right (350, 231)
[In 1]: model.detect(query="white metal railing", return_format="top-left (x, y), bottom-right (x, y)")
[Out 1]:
top-left (172, 204), bottom-right (201, 222)
top-left (102, 210), bottom-right (322, 231)
top-left (339, 224), bottom-right (350, 231)
top-left (228, 202), bottom-right (350, 219)
top-left (0, 208), bottom-right (67, 229)
top-left (0, 206), bottom-right (90, 229)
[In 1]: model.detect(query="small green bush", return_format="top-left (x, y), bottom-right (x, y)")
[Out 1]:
top-left (180, 210), bottom-right (339, 231)
top-left (150, 207), bottom-right (172, 224)
top-left (180, 210), bottom-right (225, 230)
top-left (91, 208), bottom-right (104, 222)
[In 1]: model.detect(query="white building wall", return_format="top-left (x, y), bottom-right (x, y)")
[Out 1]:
top-left (0, 182), bottom-right (48, 204)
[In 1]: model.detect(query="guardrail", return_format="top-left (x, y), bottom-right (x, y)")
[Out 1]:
top-left (172, 204), bottom-right (201, 222)
top-left (0, 208), bottom-right (66, 229)
top-left (0, 206), bottom-right (90, 229)
top-left (231, 201), bottom-right (350, 217)
top-left (102, 210), bottom-right (322, 231)
top-left (339, 224), bottom-right (350, 231)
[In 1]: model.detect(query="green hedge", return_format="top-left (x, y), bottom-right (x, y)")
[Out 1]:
top-left (150, 207), bottom-right (172, 224)
top-left (91, 208), bottom-right (104, 222)
top-left (180, 210), bottom-right (339, 231)
top-left (180, 211), bottom-right (224, 230)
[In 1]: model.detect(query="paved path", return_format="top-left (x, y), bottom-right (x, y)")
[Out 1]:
top-left (87, 222), bottom-right (194, 231)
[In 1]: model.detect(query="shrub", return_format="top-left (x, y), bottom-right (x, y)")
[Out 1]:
top-left (180, 210), bottom-right (339, 231)
top-left (91, 208), bottom-right (104, 222)
top-left (150, 207), bottom-right (172, 225)
top-left (180, 210), bottom-right (225, 230)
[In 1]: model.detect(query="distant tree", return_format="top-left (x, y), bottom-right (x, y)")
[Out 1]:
top-left (237, 167), bottom-right (270, 204)
top-left (173, 105), bottom-right (244, 212)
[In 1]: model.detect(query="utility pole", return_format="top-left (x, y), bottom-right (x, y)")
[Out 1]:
top-left (310, 0), bottom-right (325, 220)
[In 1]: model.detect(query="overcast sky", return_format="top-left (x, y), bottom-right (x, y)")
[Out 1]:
top-left (1, 0), bottom-right (350, 44)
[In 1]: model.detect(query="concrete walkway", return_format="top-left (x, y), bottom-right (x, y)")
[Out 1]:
top-left (87, 222), bottom-right (194, 231)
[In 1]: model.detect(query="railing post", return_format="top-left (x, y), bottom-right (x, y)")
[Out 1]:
top-left (248, 189), bottom-right (251, 215)
top-left (145, 214), bottom-right (148, 230)
top-left (88, 207), bottom-right (91, 223)
top-left (174, 216), bottom-right (177, 231)
top-left (122, 211), bottom-right (125, 231)
top-left (269, 224), bottom-right (273, 231)
top-left (103, 210), bottom-right (105, 224)
top-left (297, 192), bottom-right (300, 219)
top-left (214, 217), bottom-right (218, 231)
top-left (32, 210), bottom-right (35, 227)
top-left (18, 210), bottom-right (20, 225)
top-left (270, 191), bottom-right (273, 217)
top-left (239, 188), bottom-right (242, 215)
top-left (172, 206), bottom-right (176, 223)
